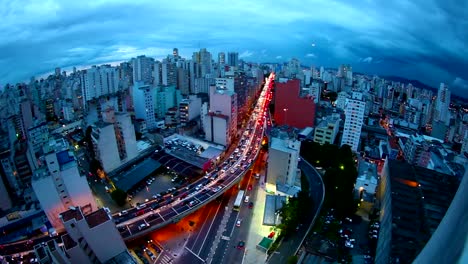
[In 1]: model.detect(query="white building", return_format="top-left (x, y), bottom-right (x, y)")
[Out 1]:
top-left (132, 82), bottom-right (157, 130)
top-left (335, 91), bottom-right (350, 110)
top-left (309, 81), bottom-right (321, 103)
top-left (204, 86), bottom-right (237, 146)
top-left (341, 92), bottom-right (366, 152)
top-left (34, 207), bottom-right (134, 264)
top-left (91, 122), bottom-right (120, 172)
top-left (179, 95), bottom-right (202, 126)
top-left (215, 77), bottom-right (235, 91)
top-left (314, 115), bottom-right (341, 145)
top-left (435, 83), bottom-right (451, 126)
top-left (115, 112), bottom-right (138, 161)
top-left (31, 138), bottom-right (98, 232)
top-left (80, 65), bottom-right (119, 106)
top-left (266, 136), bottom-right (301, 196)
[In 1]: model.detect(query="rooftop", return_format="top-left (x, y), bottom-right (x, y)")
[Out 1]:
top-left (85, 208), bottom-right (110, 229)
top-left (60, 207), bottom-right (83, 223)
top-left (114, 159), bottom-right (162, 192)
top-left (61, 233), bottom-right (77, 250)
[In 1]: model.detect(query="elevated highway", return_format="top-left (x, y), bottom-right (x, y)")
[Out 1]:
top-left (113, 73), bottom-right (275, 241)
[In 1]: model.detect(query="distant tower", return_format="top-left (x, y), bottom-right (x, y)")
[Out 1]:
top-left (173, 48), bottom-right (179, 57)
top-left (218, 52), bottom-right (226, 64)
top-left (435, 83), bottom-right (451, 126)
top-left (227, 52), bottom-right (239, 67)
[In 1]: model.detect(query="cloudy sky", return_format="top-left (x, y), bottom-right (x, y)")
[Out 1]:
top-left (1, 0), bottom-right (467, 97)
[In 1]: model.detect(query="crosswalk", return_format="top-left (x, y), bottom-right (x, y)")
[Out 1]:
top-left (156, 253), bottom-right (173, 264)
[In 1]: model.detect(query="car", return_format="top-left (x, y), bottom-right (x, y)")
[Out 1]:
top-left (247, 184), bottom-right (252, 190)
top-left (248, 202), bottom-right (253, 208)
top-left (136, 203), bottom-right (147, 210)
top-left (268, 232), bottom-right (275, 239)
top-left (118, 210), bottom-right (128, 216)
top-left (237, 241), bottom-right (245, 249)
top-left (195, 184), bottom-right (203, 191)
top-left (244, 196), bottom-right (250, 203)
top-left (236, 220), bottom-right (242, 227)
top-left (138, 223), bottom-right (149, 230)
top-left (189, 200), bottom-right (198, 207)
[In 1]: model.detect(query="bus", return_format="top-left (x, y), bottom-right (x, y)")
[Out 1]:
top-left (233, 190), bottom-right (245, 211)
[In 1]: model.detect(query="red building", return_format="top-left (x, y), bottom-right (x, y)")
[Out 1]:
top-left (274, 79), bottom-right (315, 129)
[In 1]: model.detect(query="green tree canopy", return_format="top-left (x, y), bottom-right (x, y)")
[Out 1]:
top-left (111, 188), bottom-right (127, 207)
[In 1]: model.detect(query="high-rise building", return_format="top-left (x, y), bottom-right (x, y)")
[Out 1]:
top-left (34, 207), bottom-right (135, 264)
top-left (156, 85), bottom-right (179, 118)
top-left (132, 55), bottom-right (154, 84)
top-left (133, 82), bottom-right (157, 130)
top-left (205, 86), bottom-right (237, 146)
top-left (192, 48), bottom-right (213, 77)
top-left (227, 52), bottom-right (239, 67)
top-left (173, 48), bottom-right (179, 57)
top-left (376, 159), bottom-right (459, 264)
top-left (193, 77), bottom-right (214, 94)
top-left (32, 138), bottom-right (98, 232)
top-left (266, 136), bottom-right (301, 196)
top-left (218, 52), bottom-right (226, 64)
top-left (161, 60), bottom-right (177, 86)
top-left (114, 112), bottom-right (138, 161)
top-left (274, 79), bottom-right (316, 129)
top-left (91, 121), bottom-right (121, 172)
top-left (27, 121), bottom-right (48, 149)
top-left (179, 95), bottom-right (202, 126)
top-left (341, 92), bottom-right (365, 152)
top-left (80, 65), bottom-right (119, 106)
top-left (177, 68), bottom-right (190, 95)
top-left (435, 83), bottom-right (451, 126)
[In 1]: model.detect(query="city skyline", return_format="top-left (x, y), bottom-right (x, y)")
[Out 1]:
top-left (1, 0), bottom-right (468, 98)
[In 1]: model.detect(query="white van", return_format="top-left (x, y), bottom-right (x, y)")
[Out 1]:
top-left (244, 196), bottom-right (250, 203)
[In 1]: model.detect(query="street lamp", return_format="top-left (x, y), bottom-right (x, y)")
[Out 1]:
top-left (283, 108), bottom-right (288, 125)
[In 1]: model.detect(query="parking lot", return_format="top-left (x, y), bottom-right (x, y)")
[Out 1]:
top-left (127, 171), bottom-right (184, 207)
top-left (303, 207), bottom-right (375, 263)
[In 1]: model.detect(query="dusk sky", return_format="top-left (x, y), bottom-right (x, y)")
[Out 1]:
top-left (1, 0), bottom-right (467, 97)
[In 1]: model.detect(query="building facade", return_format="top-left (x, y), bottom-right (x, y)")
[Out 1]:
top-left (274, 79), bottom-right (316, 129)
top-left (341, 92), bottom-right (365, 152)
top-left (314, 115), bottom-right (341, 145)
top-left (31, 138), bottom-right (97, 232)
top-left (266, 136), bottom-right (301, 196)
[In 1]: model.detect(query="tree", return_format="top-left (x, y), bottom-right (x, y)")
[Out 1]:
top-left (111, 188), bottom-right (127, 207)
top-left (287, 255), bottom-right (298, 264)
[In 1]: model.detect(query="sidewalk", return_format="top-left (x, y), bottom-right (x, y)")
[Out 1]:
top-left (243, 174), bottom-right (272, 264)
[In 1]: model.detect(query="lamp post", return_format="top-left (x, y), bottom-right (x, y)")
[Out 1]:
top-left (283, 108), bottom-right (288, 125)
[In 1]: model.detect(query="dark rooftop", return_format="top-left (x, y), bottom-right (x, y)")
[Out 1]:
top-left (61, 233), bottom-right (77, 250)
top-left (152, 151), bottom-right (202, 177)
top-left (34, 244), bottom-right (48, 260)
top-left (85, 208), bottom-right (110, 229)
top-left (60, 207), bottom-right (83, 222)
top-left (56, 150), bottom-right (74, 166)
top-left (114, 158), bottom-right (162, 192)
